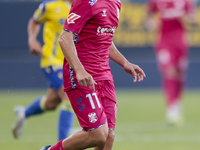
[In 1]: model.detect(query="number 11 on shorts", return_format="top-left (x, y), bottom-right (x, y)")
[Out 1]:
top-left (86, 93), bottom-right (101, 109)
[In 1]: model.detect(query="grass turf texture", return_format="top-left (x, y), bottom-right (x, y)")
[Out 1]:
top-left (0, 89), bottom-right (200, 150)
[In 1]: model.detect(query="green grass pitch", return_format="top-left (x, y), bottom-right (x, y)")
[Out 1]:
top-left (0, 89), bottom-right (200, 150)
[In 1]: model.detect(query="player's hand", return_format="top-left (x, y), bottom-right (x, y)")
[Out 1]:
top-left (28, 39), bottom-right (42, 56)
top-left (123, 62), bottom-right (146, 83)
top-left (76, 69), bottom-right (97, 91)
top-left (179, 14), bottom-right (198, 27)
top-left (145, 18), bottom-right (157, 31)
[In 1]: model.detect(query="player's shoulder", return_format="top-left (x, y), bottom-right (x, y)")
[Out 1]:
top-left (149, 0), bottom-right (166, 3)
top-left (39, 0), bottom-right (59, 9)
top-left (184, 0), bottom-right (195, 4)
top-left (39, 0), bottom-right (69, 13)
top-left (184, 0), bottom-right (193, 2)
top-left (42, 0), bottom-right (58, 5)
top-left (71, 0), bottom-right (98, 11)
top-left (148, 0), bottom-right (159, 2)
top-left (71, 0), bottom-right (95, 7)
top-left (88, 0), bottom-right (121, 9)
top-left (72, 0), bottom-right (120, 8)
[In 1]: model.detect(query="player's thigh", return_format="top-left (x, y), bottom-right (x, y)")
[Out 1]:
top-left (155, 45), bottom-right (177, 75)
top-left (45, 87), bottom-right (61, 110)
top-left (66, 86), bottom-right (107, 131)
top-left (100, 80), bottom-right (117, 130)
top-left (57, 85), bottom-right (69, 100)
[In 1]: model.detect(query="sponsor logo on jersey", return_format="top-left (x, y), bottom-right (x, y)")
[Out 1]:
top-left (102, 10), bottom-right (107, 16)
top-left (89, 0), bottom-right (97, 6)
top-left (97, 26), bottom-right (116, 36)
top-left (67, 13), bottom-right (81, 24)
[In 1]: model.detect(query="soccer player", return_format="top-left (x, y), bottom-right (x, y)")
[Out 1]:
top-left (146, 0), bottom-right (197, 126)
top-left (12, 0), bottom-right (74, 141)
top-left (40, 0), bottom-right (146, 149)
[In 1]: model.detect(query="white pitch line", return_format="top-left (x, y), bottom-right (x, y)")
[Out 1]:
top-left (115, 134), bottom-right (200, 143)
top-left (115, 121), bottom-right (168, 132)
top-left (115, 121), bottom-right (200, 132)
top-left (114, 121), bottom-right (200, 143)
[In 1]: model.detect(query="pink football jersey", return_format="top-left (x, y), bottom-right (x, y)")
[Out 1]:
top-left (63, 0), bottom-right (121, 91)
top-left (148, 0), bottom-right (196, 42)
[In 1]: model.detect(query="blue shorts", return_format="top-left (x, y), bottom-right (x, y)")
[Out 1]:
top-left (42, 66), bottom-right (63, 92)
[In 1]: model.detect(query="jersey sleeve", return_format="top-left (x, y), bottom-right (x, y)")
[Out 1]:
top-left (185, 0), bottom-right (196, 14)
top-left (147, 0), bottom-right (158, 13)
top-left (33, 2), bottom-right (48, 23)
top-left (63, 0), bottom-right (93, 35)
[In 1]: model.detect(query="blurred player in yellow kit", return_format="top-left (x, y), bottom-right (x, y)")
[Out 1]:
top-left (12, 0), bottom-right (74, 141)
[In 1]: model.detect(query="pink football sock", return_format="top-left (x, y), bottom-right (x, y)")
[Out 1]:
top-left (50, 140), bottom-right (64, 150)
top-left (163, 78), bottom-right (181, 107)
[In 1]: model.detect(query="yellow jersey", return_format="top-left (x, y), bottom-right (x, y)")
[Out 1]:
top-left (33, 0), bottom-right (71, 68)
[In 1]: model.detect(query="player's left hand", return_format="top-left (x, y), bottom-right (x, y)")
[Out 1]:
top-left (123, 62), bottom-right (146, 82)
top-left (28, 39), bottom-right (42, 56)
top-left (76, 68), bottom-right (97, 91)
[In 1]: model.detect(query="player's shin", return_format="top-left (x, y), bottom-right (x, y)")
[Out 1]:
top-left (163, 78), bottom-right (184, 126)
top-left (25, 96), bottom-right (46, 117)
top-left (58, 100), bottom-right (74, 140)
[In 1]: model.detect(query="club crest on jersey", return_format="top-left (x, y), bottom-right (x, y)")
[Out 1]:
top-left (67, 13), bottom-right (80, 24)
top-left (88, 112), bottom-right (98, 123)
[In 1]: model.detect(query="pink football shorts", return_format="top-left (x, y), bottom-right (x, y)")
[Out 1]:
top-left (155, 43), bottom-right (189, 73)
top-left (66, 80), bottom-right (117, 131)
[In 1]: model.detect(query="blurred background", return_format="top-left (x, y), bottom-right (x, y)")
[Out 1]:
top-left (0, 0), bottom-right (200, 150)
top-left (0, 0), bottom-right (200, 89)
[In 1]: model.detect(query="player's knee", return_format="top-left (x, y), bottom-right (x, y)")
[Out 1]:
top-left (44, 101), bottom-right (58, 110)
top-left (45, 104), bottom-right (57, 110)
top-left (91, 127), bottom-right (108, 147)
top-left (163, 67), bottom-right (179, 79)
top-left (93, 134), bottom-right (107, 147)
top-left (107, 130), bottom-right (115, 142)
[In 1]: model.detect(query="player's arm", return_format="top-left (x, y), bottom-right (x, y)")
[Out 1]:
top-left (27, 18), bottom-right (42, 56)
top-left (59, 30), bottom-right (97, 91)
top-left (180, 5), bottom-right (197, 26)
top-left (181, 13), bottom-right (197, 26)
top-left (145, 13), bottom-right (158, 31)
top-left (109, 42), bottom-right (146, 82)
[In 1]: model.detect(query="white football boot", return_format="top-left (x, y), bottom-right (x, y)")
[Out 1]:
top-left (40, 145), bottom-right (52, 150)
top-left (12, 106), bottom-right (26, 139)
top-left (166, 102), bottom-right (184, 127)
